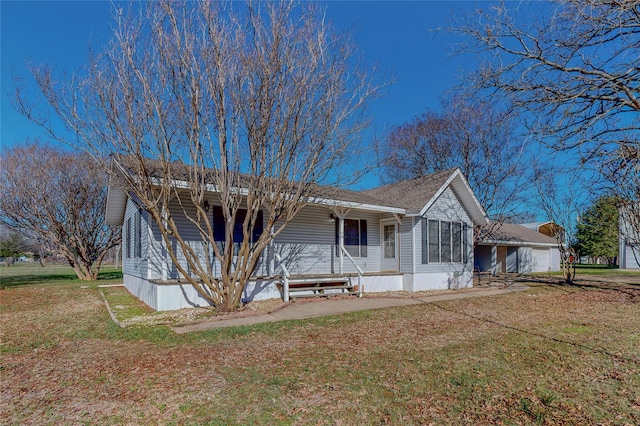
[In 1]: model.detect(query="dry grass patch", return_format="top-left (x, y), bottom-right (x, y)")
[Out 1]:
top-left (1, 265), bottom-right (639, 424)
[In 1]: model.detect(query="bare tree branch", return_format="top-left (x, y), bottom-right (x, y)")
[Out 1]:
top-left (454, 0), bottom-right (640, 263)
top-left (0, 142), bottom-right (121, 280)
top-left (14, 1), bottom-right (380, 310)
top-left (377, 96), bottom-right (528, 244)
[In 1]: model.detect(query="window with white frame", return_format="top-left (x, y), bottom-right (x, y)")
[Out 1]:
top-left (422, 218), bottom-right (467, 264)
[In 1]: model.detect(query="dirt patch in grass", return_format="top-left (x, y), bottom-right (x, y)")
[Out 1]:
top-left (1, 269), bottom-right (639, 424)
top-left (99, 285), bottom-right (287, 327)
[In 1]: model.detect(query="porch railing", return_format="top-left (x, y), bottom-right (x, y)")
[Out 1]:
top-left (340, 246), bottom-right (364, 297)
top-left (274, 253), bottom-right (291, 302)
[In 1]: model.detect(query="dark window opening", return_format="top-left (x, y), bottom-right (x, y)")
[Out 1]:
top-left (335, 218), bottom-right (367, 258)
top-left (212, 206), bottom-right (264, 254)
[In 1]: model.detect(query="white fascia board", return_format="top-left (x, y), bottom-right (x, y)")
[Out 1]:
top-left (479, 240), bottom-right (558, 247)
top-left (306, 196), bottom-right (405, 214)
top-left (128, 171), bottom-right (406, 214)
top-left (188, 180), bottom-right (405, 214)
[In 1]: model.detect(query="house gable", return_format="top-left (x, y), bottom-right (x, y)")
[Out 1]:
top-left (418, 170), bottom-right (487, 225)
top-left (363, 168), bottom-right (488, 226)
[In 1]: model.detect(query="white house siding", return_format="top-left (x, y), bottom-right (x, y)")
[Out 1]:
top-left (144, 198), bottom-right (270, 281)
top-left (273, 205), bottom-right (381, 275)
top-left (144, 202), bottom-right (384, 279)
top-left (125, 277), bottom-right (283, 311)
top-left (399, 216), bottom-right (414, 274)
top-left (474, 245), bottom-right (559, 274)
top-left (362, 274), bottom-right (404, 292)
top-left (621, 243), bottom-right (640, 269)
top-left (122, 198), bottom-right (154, 304)
top-left (619, 206), bottom-right (640, 269)
top-left (146, 219), bottom-right (164, 280)
top-left (474, 245), bottom-right (493, 271)
top-left (412, 187), bottom-right (475, 290)
top-left (506, 247), bottom-right (519, 273)
top-left (517, 247), bottom-right (533, 273)
top-left (124, 275), bottom-right (157, 308)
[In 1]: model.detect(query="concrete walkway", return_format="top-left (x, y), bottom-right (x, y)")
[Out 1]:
top-left (172, 283), bottom-right (529, 333)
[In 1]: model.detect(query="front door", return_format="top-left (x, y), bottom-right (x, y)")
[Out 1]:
top-left (381, 221), bottom-right (398, 271)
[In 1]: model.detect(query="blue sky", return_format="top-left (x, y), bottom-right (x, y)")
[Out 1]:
top-left (1, 1), bottom-right (483, 160)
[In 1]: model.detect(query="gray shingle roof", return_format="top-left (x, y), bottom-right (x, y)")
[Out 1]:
top-left (361, 169), bottom-right (457, 213)
top-left (482, 223), bottom-right (558, 246)
top-left (113, 155), bottom-right (458, 212)
top-left (109, 156), bottom-right (491, 224)
top-left (309, 185), bottom-right (401, 209)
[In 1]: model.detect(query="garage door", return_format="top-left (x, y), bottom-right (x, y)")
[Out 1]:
top-left (532, 248), bottom-right (550, 273)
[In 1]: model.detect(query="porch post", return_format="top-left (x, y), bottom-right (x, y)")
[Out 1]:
top-left (491, 245), bottom-right (497, 276)
top-left (161, 206), bottom-right (169, 281)
top-left (332, 208), bottom-right (349, 275)
top-left (339, 216), bottom-right (344, 274)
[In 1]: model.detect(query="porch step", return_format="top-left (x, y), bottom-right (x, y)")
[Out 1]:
top-left (279, 276), bottom-right (358, 300)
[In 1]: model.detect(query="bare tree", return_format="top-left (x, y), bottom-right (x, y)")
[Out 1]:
top-left (378, 96), bottom-right (527, 244)
top-left (454, 0), bottom-right (640, 237)
top-left (531, 164), bottom-right (589, 283)
top-left (15, 2), bottom-right (378, 310)
top-left (0, 142), bottom-right (121, 280)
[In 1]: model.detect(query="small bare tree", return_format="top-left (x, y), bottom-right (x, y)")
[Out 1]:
top-left (531, 164), bottom-right (589, 283)
top-left (454, 0), bottom-right (640, 232)
top-left (378, 96), bottom-right (526, 245)
top-left (0, 142), bottom-right (121, 280)
top-left (16, 1), bottom-right (378, 310)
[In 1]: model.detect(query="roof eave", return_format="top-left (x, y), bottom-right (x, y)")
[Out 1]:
top-left (478, 240), bottom-right (558, 247)
top-left (107, 157), bottom-right (407, 217)
top-left (105, 177), bottom-right (127, 226)
top-left (304, 196), bottom-right (406, 214)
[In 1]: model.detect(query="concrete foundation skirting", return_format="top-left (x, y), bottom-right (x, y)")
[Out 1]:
top-left (125, 271), bottom-right (474, 312)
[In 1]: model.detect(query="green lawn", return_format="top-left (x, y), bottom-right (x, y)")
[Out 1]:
top-left (574, 263), bottom-right (640, 275)
top-left (0, 262), bottom-right (122, 288)
top-left (1, 264), bottom-right (639, 424)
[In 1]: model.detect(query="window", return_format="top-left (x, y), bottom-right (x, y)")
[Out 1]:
top-left (422, 219), bottom-right (467, 264)
top-left (428, 220), bottom-right (440, 262)
top-left (441, 221), bottom-right (452, 262)
top-left (452, 222), bottom-right (462, 263)
top-left (134, 210), bottom-right (142, 258)
top-left (125, 217), bottom-right (132, 259)
top-left (335, 218), bottom-right (367, 257)
top-left (212, 206), bottom-right (264, 251)
top-left (125, 210), bottom-right (142, 259)
top-left (383, 224), bottom-right (395, 258)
